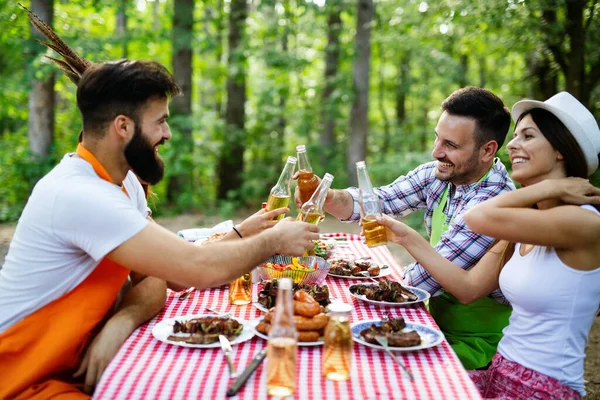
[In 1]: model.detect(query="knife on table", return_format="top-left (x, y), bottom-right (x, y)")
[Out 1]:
top-left (219, 335), bottom-right (238, 379)
top-left (226, 348), bottom-right (267, 397)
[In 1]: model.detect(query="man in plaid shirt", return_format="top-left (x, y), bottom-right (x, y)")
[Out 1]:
top-left (319, 87), bottom-right (516, 369)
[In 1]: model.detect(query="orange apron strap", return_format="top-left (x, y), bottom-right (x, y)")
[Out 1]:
top-left (12, 380), bottom-right (90, 400)
top-left (0, 258), bottom-right (130, 399)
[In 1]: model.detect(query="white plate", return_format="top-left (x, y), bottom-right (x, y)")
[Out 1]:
top-left (250, 319), bottom-right (324, 346)
top-left (152, 314), bottom-right (255, 348)
top-left (328, 265), bottom-right (393, 279)
top-left (351, 319), bottom-right (444, 352)
top-left (347, 284), bottom-right (430, 307)
top-left (253, 302), bottom-right (271, 313)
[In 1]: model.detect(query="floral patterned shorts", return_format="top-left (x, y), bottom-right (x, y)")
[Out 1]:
top-left (468, 353), bottom-right (581, 399)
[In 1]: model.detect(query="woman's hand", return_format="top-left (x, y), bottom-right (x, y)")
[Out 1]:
top-left (552, 177), bottom-right (600, 205)
top-left (235, 207), bottom-right (289, 238)
top-left (375, 214), bottom-right (416, 246)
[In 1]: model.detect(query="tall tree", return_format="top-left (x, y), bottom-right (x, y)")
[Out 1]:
top-left (537, 0), bottom-right (600, 106)
top-left (320, 0), bottom-right (342, 170)
top-left (28, 0), bottom-right (54, 159)
top-left (347, 0), bottom-right (373, 184)
top-left (168, 0), bottom-right (194, 204)
top-left (217, 0), bottom-right (248, 199)
top-left (116, 0), bottom-right (128, 58)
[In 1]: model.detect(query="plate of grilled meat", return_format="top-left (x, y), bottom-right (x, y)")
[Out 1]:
top-left (152, 314), bottom-right (255, 348)
top-left (351, 317), bottom-right (443, 352)
top-left (348, 280), bottom-right (430, 306)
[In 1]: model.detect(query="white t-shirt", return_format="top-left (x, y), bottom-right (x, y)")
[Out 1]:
top-left (497, 205), bottom-right (600, 396)
top-left (0, 154), bottom-right (150, 333)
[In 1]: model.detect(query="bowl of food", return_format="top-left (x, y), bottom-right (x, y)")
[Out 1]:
top-left (257, 255), bottom-right (330, 285)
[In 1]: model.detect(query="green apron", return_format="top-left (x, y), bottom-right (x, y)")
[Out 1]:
top-left (428, 182), bottom-right (511, 370)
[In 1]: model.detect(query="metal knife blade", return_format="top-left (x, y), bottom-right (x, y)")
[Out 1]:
top-left (226, 348), bottom-right (267, 397)
top-left (219, 335), bottom-right (237, 378)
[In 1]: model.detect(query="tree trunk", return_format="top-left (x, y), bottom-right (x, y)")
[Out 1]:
top-left (528, 50), bottom-right (558, 101)
top-left (217, 0), bottom-right (248, 199)
top-left (28, 0), bottom-right (55, 160)
top-left (320, 0), bottom-right (342, 170)
top-left (168, 0), bottom-right (194, 204)
top-left (565, 0), bottom-right (585, 101)
top-left (152, 0), bottom-right (160, 32)
top-left (478, 56), bottom-right (486, 88)
top-left (275, 0), bottom-right (290, 166)
top-left (458, 53), bottom-right (468, 88)
top-left (214, 0), bottom-right (224, 115)
top-left (419, 69), bottom-right (430, 152)
top-left (377, 40), bottom-right (390, 157)
top-left (395, 52), bottom-right (410, 125)
top-left (540, 1), bottom-right (593, 107)
top-left (116, 0), bottom-right (128, 58)
top-left (347, 0), bottom-right (373, 185)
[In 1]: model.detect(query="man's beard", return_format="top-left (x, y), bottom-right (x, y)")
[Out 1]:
top-left (124, 124), bottom-right (165, 185)
top-left (436, 152), bottom-right (481, 185)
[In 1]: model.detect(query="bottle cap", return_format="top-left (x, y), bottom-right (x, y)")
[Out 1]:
top-left (323, 172), bottom-right (334, 181)
top-left (287, 156), bottom-right (297, 164)
top-left (278, 277), bottom-right (293, 290)
top-left (296, 145), bottom-right (306, 152)
top-left (356, 161), bottom-right (366, 168)
top-left (327, 302), bottom-right (352, 313)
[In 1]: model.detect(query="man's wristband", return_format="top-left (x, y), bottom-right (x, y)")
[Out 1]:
top-left (232, 226), bottom-right (243, 238)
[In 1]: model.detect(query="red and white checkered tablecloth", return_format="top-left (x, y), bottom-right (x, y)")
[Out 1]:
top-left (93, 233), bottom-right (481, 399)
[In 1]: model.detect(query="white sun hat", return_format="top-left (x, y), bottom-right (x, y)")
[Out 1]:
top-left (511, 92), bottom-right (600, 175)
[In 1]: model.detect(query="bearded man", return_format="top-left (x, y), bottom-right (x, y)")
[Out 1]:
top-left (304, 87), bottom-right (516, 370)
top-left (0, 20), bottom-right (319, 400)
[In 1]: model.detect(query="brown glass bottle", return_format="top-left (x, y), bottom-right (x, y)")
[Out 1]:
top-left (296, 145), bottom-right (320, 205)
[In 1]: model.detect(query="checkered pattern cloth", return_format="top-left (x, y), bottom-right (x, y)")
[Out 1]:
top-left (344, 159), bottom-right (515, 303)
top-left (93, 233), bottom-right (481, 399)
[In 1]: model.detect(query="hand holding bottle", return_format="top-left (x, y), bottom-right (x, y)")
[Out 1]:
top-left (235, 207), bottom-right (289, 238)
top-left (269, 218), bottom-right (320, 256)
top-left (375, 214), bottom-right (417, 246)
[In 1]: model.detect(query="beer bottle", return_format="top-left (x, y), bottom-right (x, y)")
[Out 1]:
top-left (356, 161), bottom-right (388, 247)
top-left (322, 302), bottom-right (353, 381)
top-left (296, 172), bottom-right (334, 225)
top-left (266, 278), bottom-right (298, 396)
top-left (266, 156), bottom-right (297, 220)
top-left (296, 145), bottom-right (320, 205)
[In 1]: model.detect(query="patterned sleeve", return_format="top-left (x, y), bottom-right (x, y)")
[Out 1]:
top-left (403, 194), bottom-right (509, 304)
top-left (342, 164), bottom-right (434, 222)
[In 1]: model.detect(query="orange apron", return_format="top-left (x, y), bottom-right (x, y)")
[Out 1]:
top-left (0, 144), bottom-right (131, 399)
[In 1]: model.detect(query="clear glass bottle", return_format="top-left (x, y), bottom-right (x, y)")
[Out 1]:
top-left (296, 172), bottom-right (334, 225)
top-left (228, 272), bottom-right (252, 305)
top-left (266, 278), bottom-right (298, 397)
top-left (356, 161), bottom-right (388, 247)
top-left (266, 156), bottom-right (297, 220)
top-left (296, 145), bottom-right (320, 206)
top-left (322, 302), bottom-right (353, 381)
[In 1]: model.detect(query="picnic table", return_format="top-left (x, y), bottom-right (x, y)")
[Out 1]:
top-left (93, 233), bottom-right (481, 399)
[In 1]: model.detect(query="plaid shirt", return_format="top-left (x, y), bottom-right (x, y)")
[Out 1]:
top-left (344, 158), bottom-right (516, 304)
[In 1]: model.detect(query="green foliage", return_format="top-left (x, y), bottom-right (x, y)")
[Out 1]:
top-left (1, 0), bottom-right (599, 224)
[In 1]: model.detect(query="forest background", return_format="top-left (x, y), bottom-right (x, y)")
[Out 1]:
top-left (1, 0), bottom-right (600, 231)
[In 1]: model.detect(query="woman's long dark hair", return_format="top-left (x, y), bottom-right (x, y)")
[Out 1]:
top-left (516, 108), bottom-right (588, 178)
top-left (499, 108), bottom-right (597, 268)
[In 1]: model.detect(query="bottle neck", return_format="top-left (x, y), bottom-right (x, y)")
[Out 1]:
top-left (297, 151), bottom-right (312, 173)
top-left (271, 286), bottom-right (296, 332)
top-left (357, 165), bottom-right (381, 216)
top-left (303, 177), bottom-right (333, 213)
top-left (272, 161), bottom-right (296, 195)
top-left (356, 166), bottom-right (374, 193)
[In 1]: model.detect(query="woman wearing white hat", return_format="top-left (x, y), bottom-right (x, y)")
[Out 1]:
top-left (378, 92), bottom-right (600, 398)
